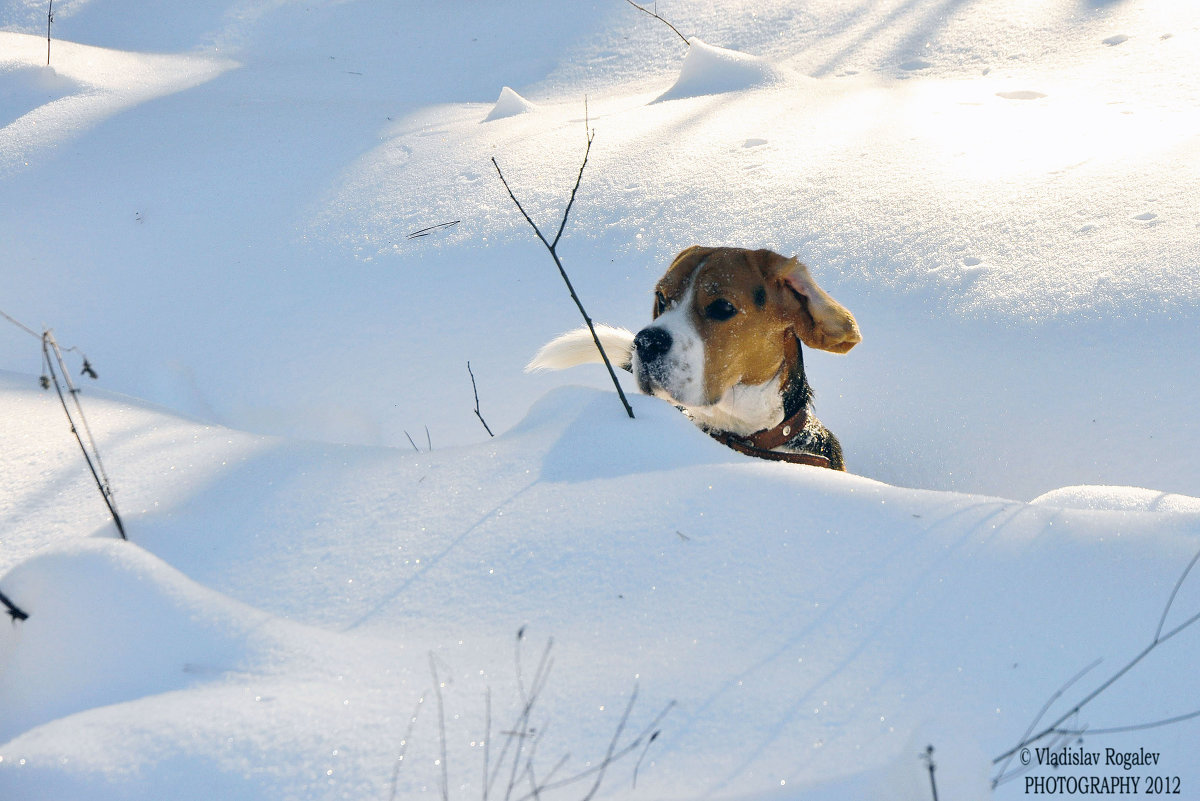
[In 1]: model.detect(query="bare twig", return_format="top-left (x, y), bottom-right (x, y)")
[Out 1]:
top-left (992, 658), bottom-right (1101, 786)
top-left (622, 0), bottom-right (690, 46)
top-left (504, 637), bottom-right (555, 801)
top-left (42, 331), bottom-right (126, 540)
top-left (387, 693), bottom-right (426, 801)
top-left (486, 631), bottom-right (554, 800)
top-left (1156, 546), bottom-right (1200, 641)
top-left (1, 310), bottom-right (123, 543)
top-left (921, 745), bottom-right (939, 801)
top-left (407, 220), bottom-right (461, 240)
top-left (403, 428), bottom-right (432, 453)
top-left (580, 687), bottom-right (637, 801)
top-left (423, 630), bottom-right (673, 801)
top-left (0, 308), bottom-right (40, 339)
top-left (429, 653), bottom-right (450, 801)
top-left (468, 362), bottom-right (495, 437)
top-left (510, 696), bottom-right (675, 801)
top-left (992, 545), bottom-right (1200, 783)
top-left (492, 127), bottom-right (635, 420)
top-left (483, 688), bottom-right (492, 801)
top-left (1052, 707), bottom-right (1200, 737)
top-left (0, 588), bottom-right (29, 622)
top-left (46, 0), bottom-right (53, 65)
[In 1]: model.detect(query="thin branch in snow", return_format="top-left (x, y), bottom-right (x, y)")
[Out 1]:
top-left (468, 361), bottom-right (495, 437)
top-left (387, 692), bottom-right (426, 801)
top-left (2, 310), bottom-right (124, 542)
top-left (429, 653), bottom-right (450, 801)
top-left (403, 428), bottom-right (432, 453)
top-left (1052, 706), bottom-right (1200, 737)
top-left (921, 745), bottom-right (939, 801)
top-left (509, 694), bottom-right (675, 801)
top-left (622, 0), bottom-right (690, 46)
top-left (483, 688), bottom-right (492, 801)
top-left (492, 123), bottom-right (635, 420)
top-left (992, 657), bottom-right (1102, 786)
top-left (406, 220), bottom-right (461, 240)
top-left (0, 588), bottom-right (29, 622)
top-left (0, 307), bottom-right (41, 340)
top-left (424, 628), bottom-right (676, 801)
top-left (992, 544), bottom-right (1200, 785)
top-left (42, 330), bottom-right (126, 540)
top-left (1155, 545), bottom-right (1200, 642)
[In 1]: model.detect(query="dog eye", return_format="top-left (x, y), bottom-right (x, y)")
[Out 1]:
top-left (704, 299), bottom-right (738, 321)
top-left (654, 291), bottom-right (668, 316)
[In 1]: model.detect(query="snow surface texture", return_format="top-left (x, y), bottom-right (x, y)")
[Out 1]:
top-left (3, 377), bottom-right (1200, 801)
top-left (484, 86), bottom-right (538, 122)
top-left (2, 0), bottom-right (1198, 500)
top-left (2, 1), bottom-right (1200, 799)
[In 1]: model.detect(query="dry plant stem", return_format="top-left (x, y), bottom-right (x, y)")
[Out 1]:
top-left (407, 220), bottom-right (460, 239)
top-left (922, 746), bottom-right (939, 801)
top-left (0, 308), bottom-right (41, 338)
top-left (483, 688), bottom-right (493, 801)
top-left (42, 331), bottom-right (126, 540)
top-left (992, 544), bottom-right (1200, 781)
top-left (504, 640), bottom-right (555, 801)
top-left (46, 0), bottom-right (53, 65)
top-left (491, 133), bottom-right (635, 420)
top-left (580, 686), bottom-right (638, 801)
top-left (480, 632), bottom-right (675, 801)
top-left (632, 729), bottom-right (660, 788)
top-left (486, 634), bottom-right (554, 799)
top-left (991, 658), bottom-right (1101, 786)
top-left (0, 588), bottom-right (29, 622)
top-left (509, 696), bottom-right (675, 801)
top-left (429, 654), bottom-right (450, 801)
top-left (623, 0), bottom-right (690, 46)
top-left (468, 361), bottom-right (495, 437)
top-left (387, 693), bottom-right (426, 801)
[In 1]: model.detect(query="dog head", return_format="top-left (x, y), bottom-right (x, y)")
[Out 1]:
top-left (631, 246), bottom-right (860, 409)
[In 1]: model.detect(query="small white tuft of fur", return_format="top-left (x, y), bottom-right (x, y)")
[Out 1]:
top-left (525, 325), bottom-right (635, 372)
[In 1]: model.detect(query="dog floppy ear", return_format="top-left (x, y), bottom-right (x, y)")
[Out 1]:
top-left (765, 252), bottom-right (861, 354)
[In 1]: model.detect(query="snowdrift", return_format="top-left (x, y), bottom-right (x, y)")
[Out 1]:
top-left (2, 380), bottom-right (1200, 799)
top-left (4, 0), bottom-right (1200, 798)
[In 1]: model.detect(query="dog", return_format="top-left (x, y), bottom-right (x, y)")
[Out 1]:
top-left (526, 246), bottom-right (861, 469)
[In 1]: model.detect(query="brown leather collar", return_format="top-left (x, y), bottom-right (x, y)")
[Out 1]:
top-left (708, 406), bottom-right (833, 469)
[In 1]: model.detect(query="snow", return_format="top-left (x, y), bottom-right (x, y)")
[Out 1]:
top-left (1031, 485), bottom-right (1200, 515)
top-left (2, 1), bottom-right (1200, 799)
top-left (654, 38), bottom-right (783, 101)
top-left (484, 86), bottom-right (538, 122)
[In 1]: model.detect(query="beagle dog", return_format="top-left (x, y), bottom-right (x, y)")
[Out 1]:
top-left (527, 246), bottom-right (861, 469)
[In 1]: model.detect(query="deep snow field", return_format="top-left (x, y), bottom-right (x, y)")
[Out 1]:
top-left (2, 1), bottom-right (1200, 799)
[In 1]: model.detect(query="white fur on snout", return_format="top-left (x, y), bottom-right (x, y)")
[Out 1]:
top-left (631, 283), bottom-right (710, 408)
top-left (632, 280), bottom-right (789, 436)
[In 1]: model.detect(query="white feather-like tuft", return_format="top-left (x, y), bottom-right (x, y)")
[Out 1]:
top-left (525, 325), bottom-right (635, 372)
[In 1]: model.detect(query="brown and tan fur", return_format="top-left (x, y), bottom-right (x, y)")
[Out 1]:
top-left (648, 247), bottom-right (859, 405)
top-left (527, 246), bottom-right (861, 468)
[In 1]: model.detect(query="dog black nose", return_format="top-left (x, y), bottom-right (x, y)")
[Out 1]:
top-left (634, 327), bottom-right (672, 362)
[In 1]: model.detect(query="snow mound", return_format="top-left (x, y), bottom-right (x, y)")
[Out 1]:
top-left (4, 383), bottom-right (1200, 800)
top-left (0, 32), bottom-right (236, 174)
top-left (483, 85), bottom-right (538, 121)
top-left (656, 37), bottom-right (782, 101)
top-left (1030, 485), bottom-right (1200, 514)
top-left (0, 539), bottom-right (274, 743)
top-left (0, 65), bottom-right (79, 127)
